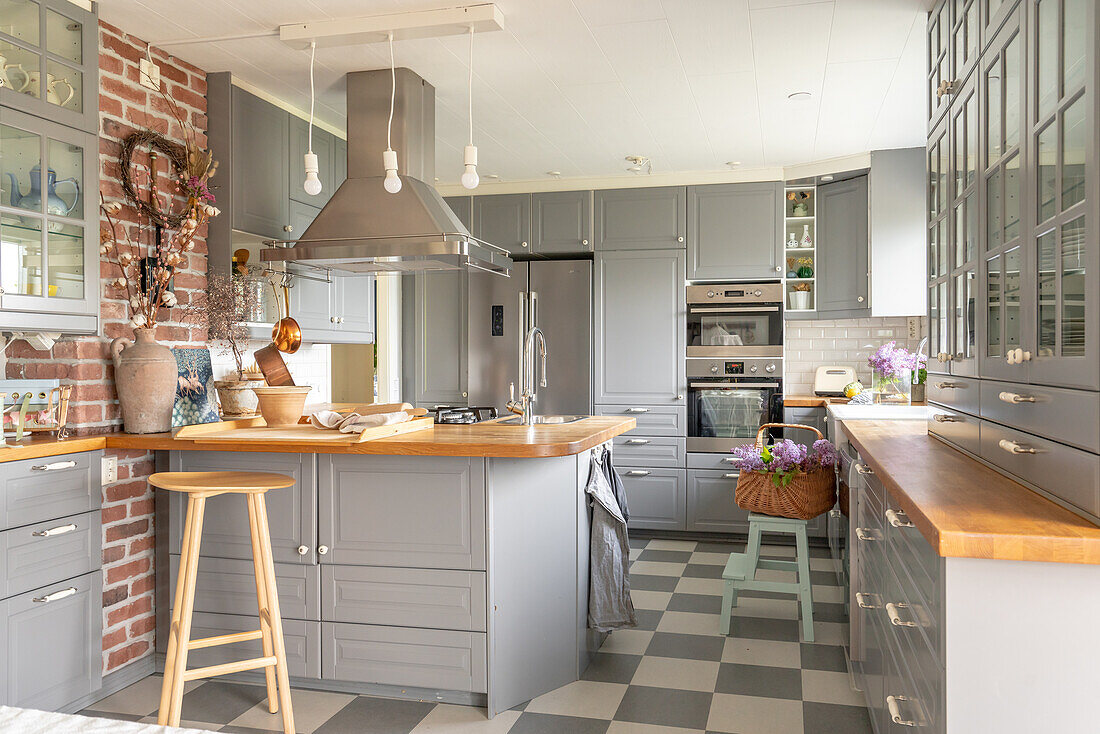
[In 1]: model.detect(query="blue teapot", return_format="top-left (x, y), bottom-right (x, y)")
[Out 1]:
top-left (5, 164), bottom-right (79, 217)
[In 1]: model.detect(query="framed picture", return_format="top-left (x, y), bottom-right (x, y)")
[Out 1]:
top-left (172, 347), bottom-right (219, 427)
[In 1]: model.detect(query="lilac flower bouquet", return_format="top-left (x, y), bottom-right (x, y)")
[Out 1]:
top-left (867, 341), bottom-right (926, 404)
top-left (732, 437), bottom-right (839, 487)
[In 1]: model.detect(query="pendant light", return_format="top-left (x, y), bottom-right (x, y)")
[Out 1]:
top-left (460, 26), bottom-right (479, 190)
top-left (302, 41), bottom-right (323, 196)
top-left (382, 32), bottom-right (402, 194)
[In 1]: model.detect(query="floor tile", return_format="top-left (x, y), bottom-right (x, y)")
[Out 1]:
top-left (706, 693), bottom-right (804, 734)
top-left (721, 638), bottom-right (802, 668)
top-left (408, 704), bottom-right (520, 733)
top-left (630, 657), bottom-right (720, 692)
top-left (800, 670), bottom-right (864, 707)
top-left (725, 615), bottom-right (800, 642)
top-left (758, 544), bottom-right (796, 558)
top-left (141, 716), bottom-right (224, 730)
top-left (629, 537), bottom-right (650, 549)
top-left (78, 712), bottom-right (145, 723)
top-left (582, 653), bottom-right (643, 684)
top-left (176, 681), bottom-right (268, 726)
top-left (688, 552), bottom-right (731, 566)
top-left (809, 557), bottom-right (837, 572)
top-left (227, 689), bottom-right (355, 733)
top-left (754, 568), bottom-right (797, 584)
top-left (510, 712), bottom-right (610, 734)
top-left (799, 643), bottom-right (848, 673)
top-left (84, 676), bottom-right (204, 717)
top-left (630, 574), bottom-right (682, 592)
top-left (631, 561), bottom-right (689, 577)
top-left (606, 723), bottom-right (704, 734)
top-left (728, 596), bottom-right (799, 621)
top-left (800, 621), bottom-right (848, 646)
top-left (812, 602), bottom-right (849, 623)
top-left (808, 546), bottom-right (832, 558)
top-left (810, 585), bottom-right (845, 604)
top-left (801, 701), bottom-right (873, 734)
top-left (614, 685), bottom-right (713, 730)
top-left (600, 629), bottom-right (655, 655)
top-left (313, 695), bottom-right (434, 734)
top-left (645, 632), bottom-right (726, 662)
top-left (633, 608), bottom-right (665, 631)
top-left (656, 611), bottom-right (722, 636)
top-left (630, 548), bottom-right (643, 561)
top-left (693, 542), bottom-right (743, 554)
top-left (674, 577), bottom-right (724, 597)
top-left (682, 564), bottom-right (723, 579)
top-left (631, 590), bottom-right (673, 610)
top-left (714, 663), bottom-right (802, 700)
top-left (646, 539), bottom-right (698, 552)
top-left (527, 680), bottom-right (627, 719)
top-left (667, 593), bottom-right (722, 615)
top-left (638, 549), bottom-right (695, 563)
top-left (810, 570), bottom-right (836, 586)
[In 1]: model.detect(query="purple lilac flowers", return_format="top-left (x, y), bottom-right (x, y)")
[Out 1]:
top-left (867, 341), bottom-right (926, 380)
top-left (731, 443), bottom-right (766, 472)
top-left (732, 437), bottom-right (838, 485)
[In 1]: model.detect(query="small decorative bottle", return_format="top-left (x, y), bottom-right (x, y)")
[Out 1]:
top-left (787, 232), bottom-right (798, 249)
top-left (801, 224), bottom-right (813, 248)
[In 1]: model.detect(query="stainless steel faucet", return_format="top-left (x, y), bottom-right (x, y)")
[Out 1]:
top-left (519, 325), bottom-right (548, 425)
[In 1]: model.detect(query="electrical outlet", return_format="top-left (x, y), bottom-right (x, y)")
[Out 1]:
top-left (101, 455), bottom-right (118, 485)
top-left (907, 316), bottom-right (921, 340)
top-left (139, 58), bottom-right (161, 91)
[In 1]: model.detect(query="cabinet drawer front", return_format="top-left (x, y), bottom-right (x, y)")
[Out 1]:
top-left (883, 490), bottom-right (941, 630)
top-left (927, 406), bottom-right (980, 456)
top-left (687, 452), bottom-right (742, 471)
top-left (322, 622), bottom-right (487, 693)
top-left (686, 470), bottom-right (749, 533)
top-left (884, 551), bottom-right (941, 667)
top-left (612, 436), bottom-right (685, 468)
top-left (596, 405), bottom-right (685, 436)
top-left (0, 451), bottom-right (100, 530)
top-left (322, 566), bottom-right (486, 631)
top-left (186, 612), bottom-right (320, 679)
top-left (926, 375), bottom-right (981, 415)
top-left (980, 381), bottom-right (1100, 453)
top-left (169, 555), bottom-right (320, 621)
top-left (1, 571), bottom-right (101, 711)
top-left (979, 422), bottom-right (1100, 519)
top-left (319, 455), bottom-right (486, 570)
top-left (882, 620), bottom-right (942, 734)
top-left (0, 510), bottom-right (99, 599)
top-left (622, 468), bottom-right (686, 531)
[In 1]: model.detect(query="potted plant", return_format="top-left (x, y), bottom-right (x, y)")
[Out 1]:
top-left (911, 367), bottom-right (928, 403)
top-left (867, 341), bottom-right (926, 404)
top-left (200, 272), bottom-right (265, 416)
top-left (796, 257), bottom-right (814, 278)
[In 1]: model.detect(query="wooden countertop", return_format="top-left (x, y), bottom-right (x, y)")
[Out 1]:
top-left (784, 395), bottom-right (849, 407)
top-left (0, 417), bottom-right (636, 461)
top-left (842, 420), bottom-right (1100, 565)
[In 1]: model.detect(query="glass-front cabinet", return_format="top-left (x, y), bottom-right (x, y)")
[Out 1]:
top-left (0, 0), bottom-right (97, 133)
top-left (928, 116), bottom-right (952, 374)
top-left (0, 106), bottom-right (97, 329)
top-left (950, 71), bottom-right (979, 375)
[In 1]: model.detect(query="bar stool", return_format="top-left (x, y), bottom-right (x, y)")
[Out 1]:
top-left (150, 471), bottom-right (296, 733)
top-left (719, 512), bottom-right (815, 642)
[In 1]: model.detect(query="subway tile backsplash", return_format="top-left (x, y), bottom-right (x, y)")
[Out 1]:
top-left (210, 340), bottom-right (333, 404)
top-left (784, 317), bottom-right (927, 396)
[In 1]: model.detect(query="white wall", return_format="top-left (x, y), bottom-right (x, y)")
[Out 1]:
top-left (870, 148), bottom-right (927, 317)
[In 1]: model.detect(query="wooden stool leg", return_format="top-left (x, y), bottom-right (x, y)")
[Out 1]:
top-left (745, 521), bottom-right (763, 580)
top-left (247, 494), bottom-right (280, 714)
top-left (794, 524), bottom-right (814, 642)
top-left (158, 495), bottom-right (197, 725)
top-left (252, 493), bottom-right (295, 734)
top-left (166, 495), bottom-right (207, 726)
top-left (719, 580), bottom-right (734, 635)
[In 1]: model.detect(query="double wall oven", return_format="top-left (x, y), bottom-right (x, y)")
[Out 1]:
top-left (686, 283), bottom-right (784, 453)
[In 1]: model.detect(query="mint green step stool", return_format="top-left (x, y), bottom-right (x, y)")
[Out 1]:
top-left (720, 513), bottom-right (815, 642)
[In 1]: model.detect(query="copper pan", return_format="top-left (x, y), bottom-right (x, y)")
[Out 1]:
top-left (271, 281), bottom-right (302, 354)
top-left (254, 343), bottom-right (295, 387)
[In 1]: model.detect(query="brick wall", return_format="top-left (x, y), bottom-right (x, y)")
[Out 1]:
top-left (5, 21), bottom-right (209, 675)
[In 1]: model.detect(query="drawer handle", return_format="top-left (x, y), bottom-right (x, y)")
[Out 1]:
top-left (855, 463), bottom-right (874, 475)
top-left (855, 527), bottom-right (880, 542)
top-left (932, 414), bottom-right (960, 423)
top-left (625, 439), bottom-right (650, 445)
top-left (625, 470), bottom-right (651, 477)
top-left (886, 601), bottom-right (920, 628)
top-left (33, 586), bottom-right (77, 604)
top-left (31, 523), bottom-right (77, 538)
top-left (887, 695), bottom-right (924, 727)
top-left (998, 391), bottom-right (1036, 404)
top-left (723, 457), bottom-right (742, 464)
top-left (855, 592), bottom-right (881, 609)
top-left (934, 381), bottom-right (962, 389)
top-left (722, 473), bottom-right (738, 479)
top-left (886, 509), bottom-right (915, 528)
top-left (31, 460), bottom-right (77, 472)
top-left (625, 407), bottom-right (649, 414)
top-left (998, 439), bottom-right (1039, 455)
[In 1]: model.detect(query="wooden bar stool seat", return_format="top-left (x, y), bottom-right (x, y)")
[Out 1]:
top-left (150, 471), bottom-right (296, 733)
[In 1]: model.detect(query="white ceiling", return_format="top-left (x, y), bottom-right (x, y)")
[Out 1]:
top-left (98, 0), bottom-right (930, 185)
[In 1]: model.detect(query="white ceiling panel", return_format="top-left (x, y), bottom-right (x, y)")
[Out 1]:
top-left (689, 72), bottom-right (766, 169)
top-left (868, 13), bottom-right (928, 149)
top-left (572, 0), bottom-right (667, 28)
top-left (814, 58), bottom-right (899, 158)
top-left (660, 0), bottom-right (754, 77)
top-left (828, 0), bottom-right (922, 62)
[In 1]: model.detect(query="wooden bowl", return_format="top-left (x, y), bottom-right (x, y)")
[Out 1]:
top-left (251, 386), bottom-right (312, 427)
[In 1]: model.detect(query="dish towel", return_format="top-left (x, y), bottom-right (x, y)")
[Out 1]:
top-left (309, 410), bottom-right (410, 433)
top-left (586, 444), bottom-right (637, 631)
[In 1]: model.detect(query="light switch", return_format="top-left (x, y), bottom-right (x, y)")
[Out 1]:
top-left (491, 305), bottom-right (504, 336)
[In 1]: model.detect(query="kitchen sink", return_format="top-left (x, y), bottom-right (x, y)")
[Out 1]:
top-left (498, 415), bottom-right (588, 425)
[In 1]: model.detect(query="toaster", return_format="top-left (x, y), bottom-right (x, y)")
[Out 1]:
top-left (813, 366), bottom-right (857, 397)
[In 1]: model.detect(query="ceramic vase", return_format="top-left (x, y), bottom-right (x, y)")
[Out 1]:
top-left (872, 368), bottom-right (912, 405)
top-left (789, 290), bottom-right (811, 310)
top-left (111, 328), bottom-right (178, 433)
top-left (214, 378), bottom-right (265, 416)
top-left (801, 224), bottom-right (813, 248)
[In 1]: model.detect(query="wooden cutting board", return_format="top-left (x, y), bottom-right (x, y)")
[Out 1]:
top-left (175, 416), bottom-right (434, 445)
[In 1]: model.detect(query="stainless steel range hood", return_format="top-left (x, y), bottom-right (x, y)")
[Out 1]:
top-left (261, 68), bottom-right (511, 276)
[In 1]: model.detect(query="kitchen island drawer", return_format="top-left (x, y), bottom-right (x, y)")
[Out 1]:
top-left (596, 405), bottom-right (685, 437)
top-left (0, 510), bottom-right (100, 599)
top-left (882, 622), bottom-right (943, 734)
top-left (184, 612), bottom-right (320, 679)
top-left (0, 451), bottom-right (101, 531)
top-left (686, 470), bottom-right (749, 533)
top-left (612, 436), bottom-right (685, 468)
top-left (883, 491), bottom-right (941, 627)
top-left (322, 622), bottom-right (487, 693)
top-left (621, 468), bottom-right (686, 531)
top-left (927, 406), bottom-right (980, 456)
top-left (980, 381), bottom-right (1100, 454)
top-left (322, 566), bottom-right (486, 631)
top-left (926, 375), bottom-right (980, 416)
top-left (980, 422), bottom-right (1100, 519)
top-left (884, 550), bottom-right (941, 667)
top-left (169, 555), bottom-right (320, 621)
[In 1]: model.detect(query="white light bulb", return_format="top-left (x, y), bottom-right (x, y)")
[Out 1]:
top-left (461, 144), bottom-right (479, 190)
top-left (303, 171), bottom-right (322, 196)
top-left (382, 149), bottom-right (402, 194)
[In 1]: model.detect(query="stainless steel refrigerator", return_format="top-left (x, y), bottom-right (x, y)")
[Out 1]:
top-left (468, 260), bottom-right (593, 416)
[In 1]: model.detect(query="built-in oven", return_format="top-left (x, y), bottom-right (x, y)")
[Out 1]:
top-left (687, 357), bottom-right (783, 453)
top-left (686, 283), bottom-right (783, 359)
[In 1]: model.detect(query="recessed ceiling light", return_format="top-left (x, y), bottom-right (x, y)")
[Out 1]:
top-left (725, 161), bottom-right (742, 168)
top-left (787, 91), bottom-right (812, 102)
top-left (821, 175), bottom-right (834, 181)
top-left (485, 173), bottom-right (500, 180)
top-left (546, 171), bottom-right (562, 178)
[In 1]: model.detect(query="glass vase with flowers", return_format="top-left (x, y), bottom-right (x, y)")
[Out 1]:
top-left (867, 341), bottom-right (925, 404)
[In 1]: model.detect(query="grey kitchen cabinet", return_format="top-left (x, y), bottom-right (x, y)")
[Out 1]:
top-left (611, 435), bottom-right (685, 469)
top-left (185, 612), bottom-right (320, 679)
top-left (0, 509), bottom-right (99, 599)
top-left (927, 0), bottom-right (953, 129)
top-left (533, 190), bottom-right (592, 255)
top-left (230, 85), bottom-right (290, 241)
top-left (444, 195), bottom-right (472, 231)
top-left (594, 249), bottom-right (686, 405)
top-left (595, 187), bottom-right (687, 250)
top-left (321, 565), bottom-right (486, 631)
top-left (334, 137), bottom-right (347, 189)
top-left (687, 183), bottom-right (782, 280)
top-left (288, 198), bottom-right (320, 239)
top-left (927, 113), bottom-right (952, 376)
top-left (947, 71), bottom-right (979, 377)
top-left (621, 468), bottom-right (687, 531)
top-left (815, 176), bottom-right (870, 315)
top-left (289, 115), bottom-right (335, 207)
top-left (595, 405), bottom-right (686, 437)
top-left (168, 555), bottom-right (321, 621)
top-left (686, 470), bottom-right (749, 533)
top-left (472, 194), bottom-right (532, 255)
top-left (783, 406), bottom-right (827, 447)
top-left (168, 451), bottom-right (318, 565)
top-left (0, 450), bottom-right (100, 529)
top-left (404, 270), bottom-right (469, 406)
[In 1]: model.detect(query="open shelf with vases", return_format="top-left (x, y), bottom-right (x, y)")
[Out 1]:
top-left (784, 186), bottom-right (816, 313)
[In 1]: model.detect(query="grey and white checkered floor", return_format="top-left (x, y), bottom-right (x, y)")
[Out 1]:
top-left (80, 537), bottom-right (871, 733)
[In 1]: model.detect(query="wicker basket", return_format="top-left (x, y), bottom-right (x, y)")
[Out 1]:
top-left (734, 423), bottom-right (837, 521)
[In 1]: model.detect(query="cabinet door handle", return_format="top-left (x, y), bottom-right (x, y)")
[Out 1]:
top-left (723, 457), bottom-right (741, 464)
top-left (283, 224), bottom-right (293, 233)
top-left (723, 473), bottom-right (738, 479)
top-left (887, 695), bottom-right (923, 727)
top-left (886, 601), bottom-right (920, 627)
top-left (677, 236), bottom-right (684, 243)
top-left (998, 391), bottom-right (1036, 404)
top-left (854, 463), bottom-right (874, 475)
top-left (676, 394), bottom-right (684, 400)
top-left (297, 545), bottom-right (309, 556)
top-left (521, 241), bottom-right (528, 248)
top-left (31, 460), bottom-right (76, 472)
top-left (932, 414), bottom-right (960, 423)
top-left (855, 592), bottom-right (880, 609)
top-left (855, 527), bottom-right (880, 542)
top-left (32, 523), bottom-right (77, 538)
top-left (317, 545), bottom-right (329, 555)
top-left (625, 470), bottom-right (651, 477)
top-left (330, 316), bottom-right (337, 323)
top-left (857, 296), bottom-right (865, 303)
top-left (625, 439), bottom-right (650, 445)
top-left (625, 407), bottom-right (649, 414)
top-left (935, 381), bottom-right (962, 389)
top-left (885, 509), bottom-right (915, 528)
top-left (33, 587), bottom-right (77, 604)
top-left (998, 438), bottom-right (1038, 455)
top-left (582, 239), bottom-right (589, 247)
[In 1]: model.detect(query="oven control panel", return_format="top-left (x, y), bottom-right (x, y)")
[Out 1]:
top-left (688, 358), bottom-right (781, 379)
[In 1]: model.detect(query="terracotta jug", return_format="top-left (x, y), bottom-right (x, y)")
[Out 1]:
top-left (111, 328), bottom-right (178, 433)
